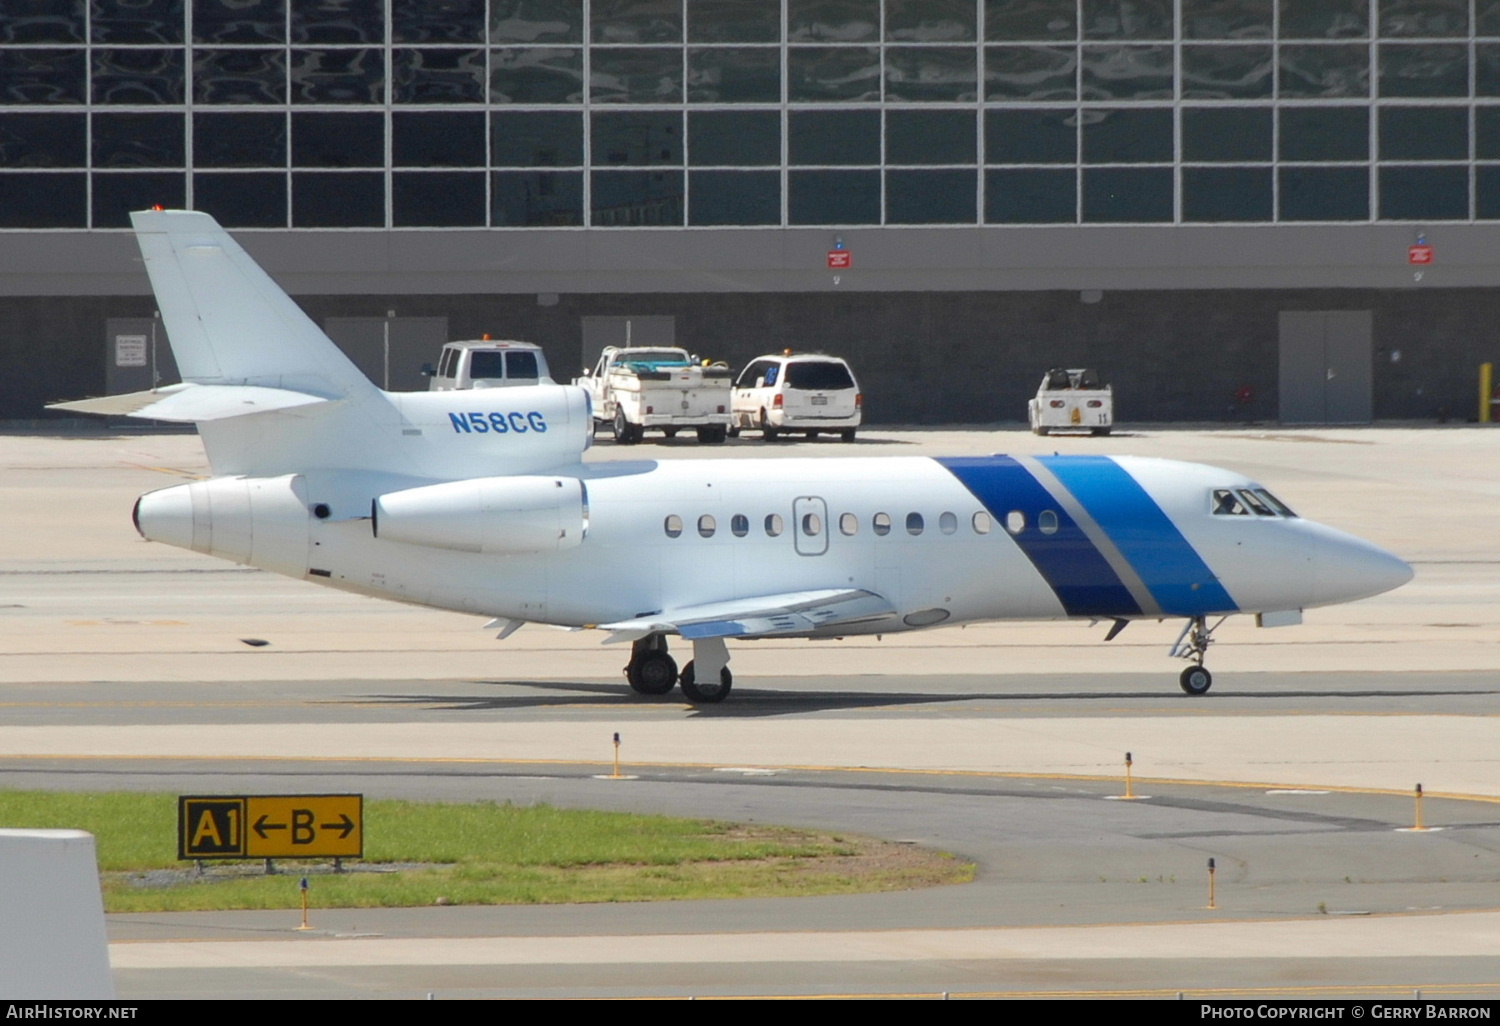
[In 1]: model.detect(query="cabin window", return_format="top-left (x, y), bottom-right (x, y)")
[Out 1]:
top-left (1237, 489), bottom-right (1275, 516)
top-left (972, 511), bottom-right (992, 534)
top-left (764, 513), bottom-right (783, 537)
top-left (802, 512), bottom-right (822, 536)
top-left (731, 514), bottom-right (749, 537)
top-left (664, 514), bottom-right (683, 537)
top-left (1212, 489), bottom-right (1248, 515)
top-left (906, 512), bottom-right (924, 535)
top-left (1005, 510), bottom-right (1025, 534)
top-left (1038, 509), bottom-right (1059, 535)
top-left (839, 512), bottom-right (858, 535)
top-left (939, 511), bottom-right (957, 535)
top-left (1255, 489), bottom-right (1297, 517)
top-left (698, 514), bottom-right (716, 538)
top-left (873, 512), bottom-right (892, 536)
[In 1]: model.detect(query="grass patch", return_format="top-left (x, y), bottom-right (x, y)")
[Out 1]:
top-left (0, 791), bottom-right (972, 912)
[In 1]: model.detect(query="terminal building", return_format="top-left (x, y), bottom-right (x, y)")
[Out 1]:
top-left (3, 0), bottom-right (1499, 425)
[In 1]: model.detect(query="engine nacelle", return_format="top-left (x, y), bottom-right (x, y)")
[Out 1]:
top-left (132, 474), bottom-right (311, 577)
top-left (371, 476), bottom-right (586, 555)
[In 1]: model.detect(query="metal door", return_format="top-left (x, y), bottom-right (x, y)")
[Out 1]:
top-left (1277, 311), bottom-right (1372, 424)
top-left (324, 317), bottom-right (449, 391)
top-left (792, 496), bottom-right (828, 556)
top-left (105, 316), bottom-right (178, 395)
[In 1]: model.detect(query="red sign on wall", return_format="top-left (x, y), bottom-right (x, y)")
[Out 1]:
top-left (1408, 245), bottom-right (1433, 265)
top-left (827, 249), bottom-right (851, 269)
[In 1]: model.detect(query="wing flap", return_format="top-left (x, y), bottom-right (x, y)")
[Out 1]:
top-left (599, 589), bottom-right (896, 643)
top-left (48, 383), bottom-right (334, 422)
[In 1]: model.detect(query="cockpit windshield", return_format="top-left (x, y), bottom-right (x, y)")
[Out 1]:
top-left (1211, 488), bottom-right (1297, 518)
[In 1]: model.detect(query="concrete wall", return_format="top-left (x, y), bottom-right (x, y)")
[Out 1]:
top-left (0, 829), bottom-right (113, 999)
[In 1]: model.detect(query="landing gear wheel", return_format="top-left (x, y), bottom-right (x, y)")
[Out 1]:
top-left (1179, 665), bottom-right (1213, 696)
top-left (759, 411), bottom-right (780, 442)
top-left (614, 410), bottom-right (639, 445)
top-left (627, 651), bottom-right (678, 695)
top-left (679, 661), bottom-right (732, 704)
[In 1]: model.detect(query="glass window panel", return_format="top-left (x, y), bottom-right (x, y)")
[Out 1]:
top-left (1081, 44), bottom-right (1172, 100)
top-left (94, 111), bottom-right (184, 167)
top-left (0, 113), bottom-right (84, 167)
top-left (92, 171), bottom-right (185, 227)
top-left (1081, 108), bottom-right (1171, 162)
top-left (492, 169), bottom-right (584, 225)
top-left (1278, 106), bottom-right (1368, 161)
top-left (292, 111), bottom-right (383, 167)
top-left (0, 171), bottom-right (84, 226)
top-left (194, 0), bottom-right (285, 44)
top-left (292, 171), bottom-right (384, 226)
top-left (1183, 166), bottom-right (1271, 220)
top-left (491, 1), bottom-right (584, 43)
top-left (1477, 107), bottom-right (1500, 158)
top-left (1, 49), bottom-right (86, 104)
top-left (886, 47), bottom-right (979, 101)
top-left (1479, 44), bottom-right (1500, 96)
top-left (788, 46), bottom-right (882, 101)
top-left (687, 47), bottom-right (780, 102)
top-left (688, 169), bottom-right (779, 224)
top-left (1378, 165), bottom-right (1468, 219)
top-left (3, 0), bottom-right (86, 44)
top-left (592, 0), bottom-right (682, 43)
top-left (194, 112), bottom-right (286, 167)
top-left (194, 49), bottom-right (287, 104)
top-left (92, 49), bottom-right (185, 104)
top-left (590, 47), bottom-right (683, 103)
top-left (90, 0), bottom-right (184, 44)
top-left (789, 109), bottom-right (879, 164)
top-left (688, 0), bottom-right (780, 42)
top-left (292, 0), bottom-right (385, 45)
top-left (393, 110), bottom-right (485, 166)
top-left (983, 45), bottom-right (1076, 101)
top-left (194, 171), bottom-right (286, 226)
top-left (492, 111), bottom-right (583, 166)
top-left (985, 167), bottom-right (1076, 221)
top-left (393, 48), bottom-right (486, 103)
top-left (689, 109), bottom-right (779, 165)
top-left (788, 0), bottom-right (879, 42)
top-left (788, 169), bottom-right (880, 223)
top-left (1082, 166), bottom-right (1172, 220)
top-left (1277, 45), bottom-right (1370, 98)
top-left (1378, 0), bottom-right (1467, 38)
top-left (393, 170), bottom-right (486, 225)
top-left (1082, 0), bottom-right (1173, 40)
top-left (1182, 0), bottom-right (1271, 39)
top-left (1181, 45), bottom-right (1272, 99)
top-left (291, 49), bottom-right (385, 104)
top-left (592, 110), bottom-right (683, 165)
top-left (887, 108), bottom-right (976, 164)
top-left (490, 47), bottom-right (584, 103)
top-left (392, 0), bottom-right (485, 43)
top-left (887, 168), bottom-right (977, 223)
top-left (1475, 165), bottom-right (1500, 219)
top-left (1279, 166), bottom-right (1369, 219)
top-left (1480, 0), bottom-right (1500, 35)
top-left (1278, 0), bottom-right (1367, 40)
top-left (1379, 44), bottom-right (1468, 98)
top-left (886, 0), bottom-right (977, 41)
top-left (590, 169), bottom-right (685, 225)
top-left (1379, 105), bottom-right (1466, 159)
top-left (986, 108), bottom-right (1075, 163)
top-left (1182, 107), bottom-right (1271, 161)
top-left (985, 0), bottom-right (1077, 41)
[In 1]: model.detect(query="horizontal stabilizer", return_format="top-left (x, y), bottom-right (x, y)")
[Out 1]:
top-left (599, 588), bottom-right (896, 643)
top-left (48, 383), bottom-right (332, 422)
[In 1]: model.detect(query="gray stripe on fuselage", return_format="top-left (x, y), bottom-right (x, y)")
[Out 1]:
top-left (1013, 455), bottom-right (1162, 617)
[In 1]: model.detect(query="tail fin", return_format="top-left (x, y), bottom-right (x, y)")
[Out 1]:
top-left (130, 208), bottom-right (382, 403)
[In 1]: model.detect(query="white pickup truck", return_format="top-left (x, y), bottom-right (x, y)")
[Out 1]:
top-left (574, 346), bottom-right (732, 444)
top-left (1027, 367), bottom-right (1113, 436)
top-left (425, 339), bottom-right (553, 391)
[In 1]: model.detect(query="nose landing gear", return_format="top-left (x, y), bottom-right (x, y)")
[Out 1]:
top-left (1171, 615), bottom-right (1225, 695)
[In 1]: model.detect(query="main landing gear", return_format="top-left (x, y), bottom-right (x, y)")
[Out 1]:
top-left (624, 635), bottom-right (733, 704)
top-left (1170, 615), bottom-right (1225, 695)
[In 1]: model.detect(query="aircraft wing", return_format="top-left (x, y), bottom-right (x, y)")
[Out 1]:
top-left (599, 588), bottom-right (896, 643)
top-left (48, 383), bottom-right (334, 422)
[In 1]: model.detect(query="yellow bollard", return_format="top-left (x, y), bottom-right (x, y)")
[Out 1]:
top-left (612, 731), bottom-right (622, 779)
top-left (297, 876), bottom-right (312, 931)
top-left (1125, 751), bottom-right (1134, 799)
top-left (1207, 858), bottom-right (1217, 910)
top-left (1482, 363), bottom-right (1494, 424)
top-left (1414, 783), bottom-right (1425, 831)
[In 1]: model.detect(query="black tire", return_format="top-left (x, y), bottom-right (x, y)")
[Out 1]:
top-left (1091, 427), bottom-right (1112, 437)
top-left (759, 411), bottom-right (779, 442)
top-left (679, 660), bottom-right (732, 704)
top-left (807, 430), bottom-right (820, 439)
top-left (614, 410), bottom-right (638, 445)
top-left (696, 425), bottom-right (727, 444)
top-left (840, 428), bottom-right (857, 443)
top-left (663, 427), bottom-right (678, 439)
top-left (627, 651), bottom-right (678, 695)
top-left (1179, 665), bottom-right (1213, 696)
top-left (1034, 426), bottom-right (1050, 436)
top-left (727, 425), bottom-right (740, 438)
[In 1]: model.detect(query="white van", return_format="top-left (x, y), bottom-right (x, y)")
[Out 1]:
top-left (426, 340), bottom-right (553, 391)
top-left (731, 352), bottom-right (861, 442)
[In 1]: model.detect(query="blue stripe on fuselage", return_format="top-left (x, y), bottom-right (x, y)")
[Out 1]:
top-left (937, 456), bottom-right (1141, 617)
top-left (1034, 456), bottom-right (1236, 616)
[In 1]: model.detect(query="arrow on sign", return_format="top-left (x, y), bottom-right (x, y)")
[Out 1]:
top-left (321, 814), bottom-right (356, 839)
top-left (254, 815), bottom-right (287, 838)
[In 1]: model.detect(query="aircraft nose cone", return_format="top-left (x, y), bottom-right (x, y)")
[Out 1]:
top-left (1314, 531), bottom-right (1413, 605)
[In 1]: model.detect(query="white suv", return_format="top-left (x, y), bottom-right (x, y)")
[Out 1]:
top-left (731, 352), bottom-right (861, 442)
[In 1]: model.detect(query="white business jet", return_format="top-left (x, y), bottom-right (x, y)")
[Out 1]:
top-left (53, 211), bottom-right (1412, 703)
